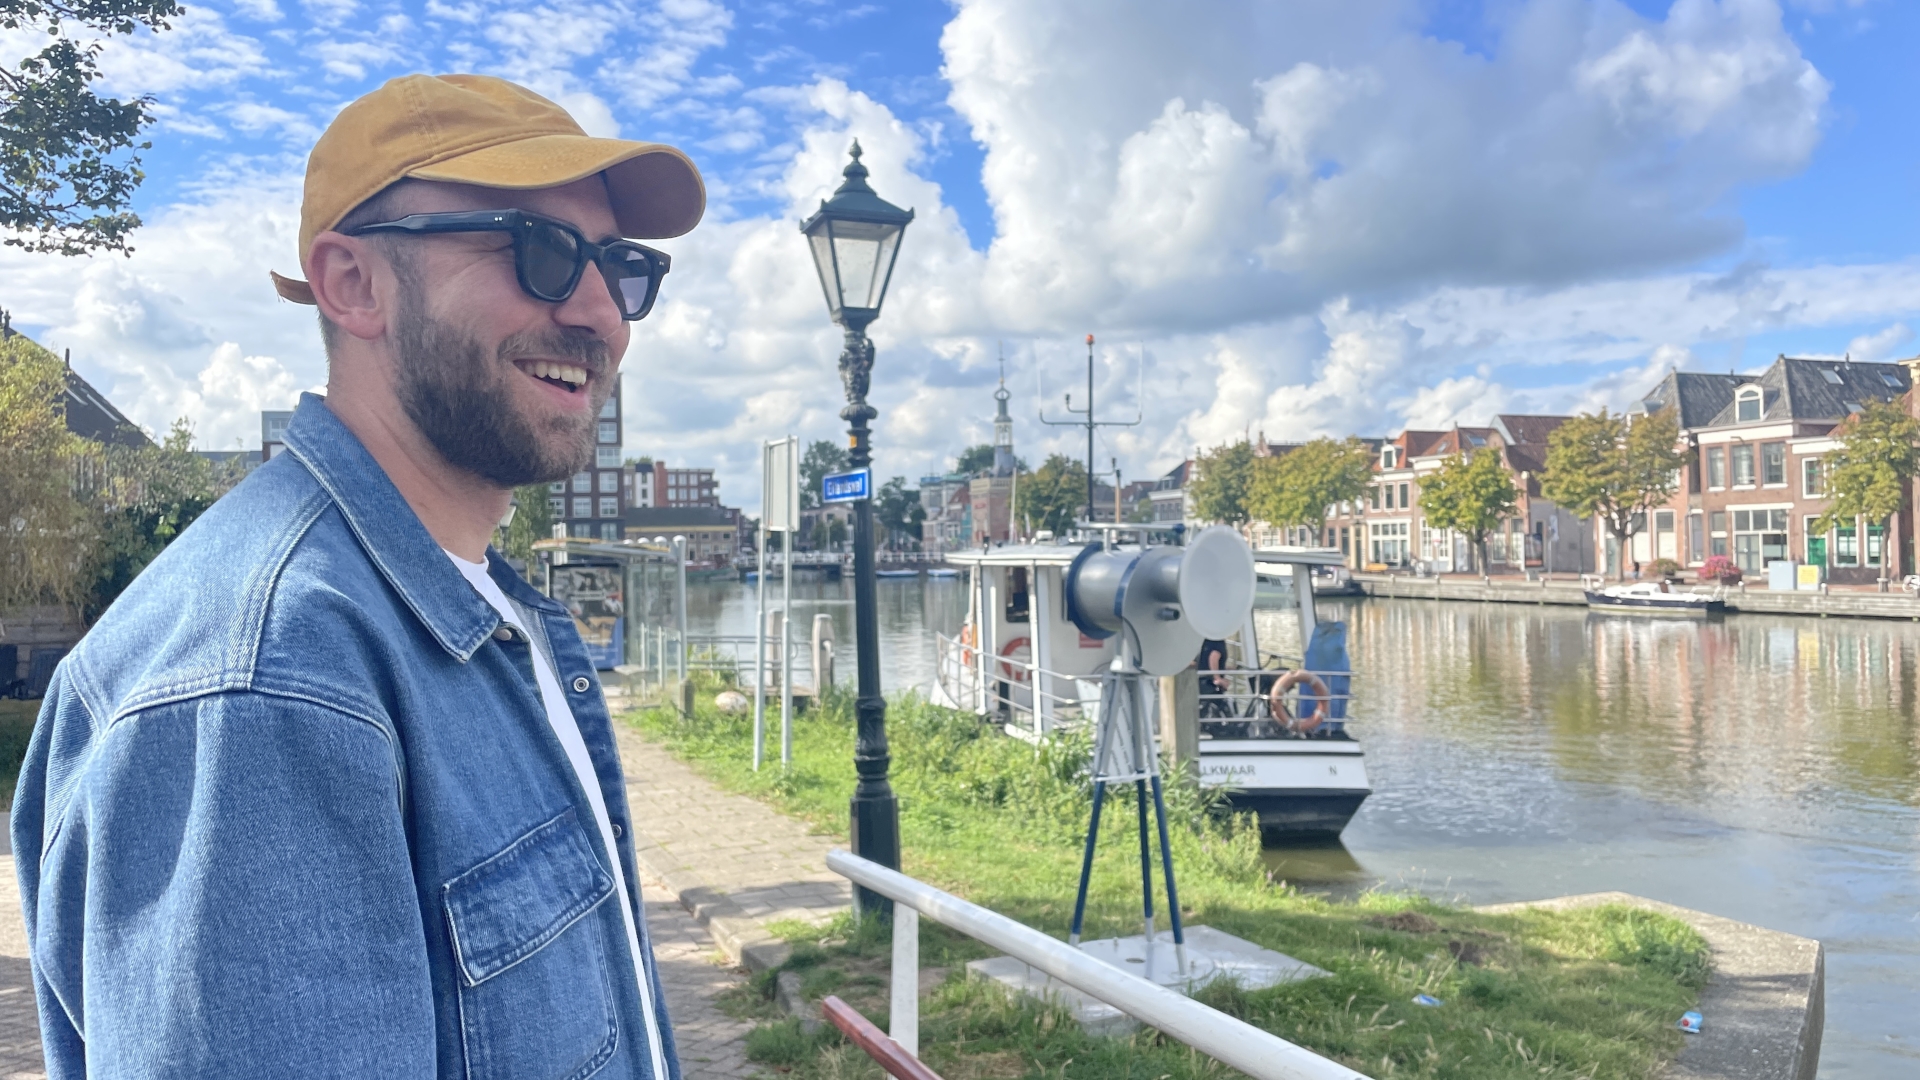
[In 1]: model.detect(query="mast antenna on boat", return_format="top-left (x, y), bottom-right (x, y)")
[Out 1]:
top-left (1039, 333), bottom-right (1141, 534)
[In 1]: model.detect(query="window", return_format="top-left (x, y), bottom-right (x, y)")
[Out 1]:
top-left (1820, 368), bottom-right (1842, 385)
top-left (1867, 524), bottom-right (1885, 567)
top-left (549, 480), bottom-right (565, 494)
top-left (571, 522), bottom-right (594, 538)
top-left (599, 397), bottom-right (618, 419)
top-left (1761, 442), bottom-right (1786, 486)
top-left (1730, 444), bottom-right (1755, 486)
top-left (1005, 567), bottom-right (1030, 623)
top-left (548, 496), bottom-right (565, 517)
top-left (572, 497), bottom-right (591, 518)
top-left (1709, 511), bottom-right (1728, 557)
top-left (1706, 447), bottom-right (1725, 489)
top-left (1381, 447), bottom-right (1398, 468)
top-left (597, 420), bottom-right (618, 444)
top-left (598, 470), bottom-right (619, 493)
top-left (1398, 482), bottom-right (1410, 507)
top-left (1735, 388), bottom-right (1762, 422)
top-left (1802, 457), bottom-right (1823, 498)
top-left (571, 471), bottom-right (591, 493)
top-left (1834, 522), bottom-right (1857, 567)
top-left (596, 446), bottom-right (622, 468)
top-left (1368, 487), bottom-right (1379, 510)
top-left (601, 522), bottom-right (620, 541)
top-left (1731, 508), bottom-right (1790, 573)
top-left (598, 497), bottom-right (618, 518)
top-left (1884, 372), bottom-right (1905, 389)
top-left (1688, 513), bottom-right (1704, 564)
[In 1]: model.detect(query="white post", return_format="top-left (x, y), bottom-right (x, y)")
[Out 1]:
top-left (1032, 563), bottom-right (1054, 736)
top-left (780, 540), bottom-right (793, 768)
top-left (889, 905), bottom-right (919, 1057)
top-left (754, 516), bottom-right (768, 770)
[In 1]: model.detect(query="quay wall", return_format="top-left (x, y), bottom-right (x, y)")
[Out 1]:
top-left (1353, 574), bottom-right (1920, 622)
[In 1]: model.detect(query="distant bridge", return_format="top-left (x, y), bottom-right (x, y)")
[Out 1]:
top-left (740, 549), bottom-right (953, 574)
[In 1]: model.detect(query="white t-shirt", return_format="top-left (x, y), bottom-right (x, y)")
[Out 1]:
top-left (445, 551), bottom-right (666, 1079)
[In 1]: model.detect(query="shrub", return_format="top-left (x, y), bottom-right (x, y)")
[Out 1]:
top-left (1650, 558), bottom-right (1682, 579)
top-left (1699, 555), bottom-right (1740, 583)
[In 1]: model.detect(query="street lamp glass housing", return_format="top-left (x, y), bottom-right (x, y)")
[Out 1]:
top-left (801, 141), bottom-right (914, 330)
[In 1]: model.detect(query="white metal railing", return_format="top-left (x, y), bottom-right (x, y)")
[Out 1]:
top-left (933, 632), bottom-right (1358, 742)
top-left (827, 850), bottom-right (1372, 1080)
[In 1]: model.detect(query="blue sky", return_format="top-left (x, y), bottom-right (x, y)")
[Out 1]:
top-left (5, 0), bottom-right (1918, 507)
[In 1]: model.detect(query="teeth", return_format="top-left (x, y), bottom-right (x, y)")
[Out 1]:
top-left (526, 361), bottom-right (587, 385)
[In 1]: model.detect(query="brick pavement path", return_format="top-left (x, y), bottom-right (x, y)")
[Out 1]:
top-left (642, 880), bottom-right (761, 1080)
top-left (0, 858), bottom-right (45, 1080)
top-left (615, 722), bottom-right (850, 971)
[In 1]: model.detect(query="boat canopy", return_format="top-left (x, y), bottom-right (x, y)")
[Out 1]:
top-left (943, 542), bottom-right (1088, 568)
top-left (1252, 545), bottom-right (1345, 567)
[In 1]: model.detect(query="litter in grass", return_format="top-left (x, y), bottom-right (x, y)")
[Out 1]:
top-left (1412, 993), bottom-right (1444, 1007)
top-left (1677, 1010), bottom-right (1703, 1034)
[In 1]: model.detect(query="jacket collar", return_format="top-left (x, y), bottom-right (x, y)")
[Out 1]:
top-left (282, 392), bottom-right (497, 662)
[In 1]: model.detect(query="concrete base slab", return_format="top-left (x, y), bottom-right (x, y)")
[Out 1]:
top-left (1477, 892), bottom-right (1823, 1080)
top-left (966, 925), bottom-right (1327, 1036)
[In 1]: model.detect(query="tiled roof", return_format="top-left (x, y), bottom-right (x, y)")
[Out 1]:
top-left (1700, 356), bottom-right (1910, 427)
top-left (1491, 414), bottom-right (1569, 446)
top-left (1637, 370), bottom-right (1742, 428)
top-left (1399, 430), bottom-right (1448, 457)
top-left (63, 368), bottom-right (152, 448)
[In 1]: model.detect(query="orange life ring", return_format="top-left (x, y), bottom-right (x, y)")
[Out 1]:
top-left (1269, 669), bottom-right (1331, 733)
top-left (997, 636), bottom-right (1032, 683)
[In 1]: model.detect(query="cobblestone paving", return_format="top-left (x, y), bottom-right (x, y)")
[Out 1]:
top-left (0, 858), bottom-right (46, 1080)
top-left (615, 723), bottom-right (850, 954)
top-left (643, 880), bottom-right (761, 1080)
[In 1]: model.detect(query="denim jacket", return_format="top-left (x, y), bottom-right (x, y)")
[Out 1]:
top-left (11, 393), bottom-right (679, 1080)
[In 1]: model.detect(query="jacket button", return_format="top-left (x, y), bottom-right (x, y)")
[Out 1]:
top-left (612, 822), bottom-right (624, 839)
top-left (572, 676), bottom-right (591, 693)
top-left (493, 626), bottom-right (514, 641)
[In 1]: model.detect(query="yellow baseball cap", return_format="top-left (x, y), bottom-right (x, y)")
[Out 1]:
top-left (271, 73), bottom-right (705, 304)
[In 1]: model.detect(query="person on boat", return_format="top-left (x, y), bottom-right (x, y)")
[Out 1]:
top-left (12, 74), bottom-right (701, 1079)
top-left (1196, 637), bottom-right (1232, 718)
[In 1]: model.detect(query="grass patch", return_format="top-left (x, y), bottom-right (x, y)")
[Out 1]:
top-left (630, 679), bottom-right (1707, 1080)
top-left (0, 699), bottom-right (40, 806)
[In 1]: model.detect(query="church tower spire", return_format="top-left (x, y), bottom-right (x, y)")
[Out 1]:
top-left (992, 349), bottom-right (1015, 478)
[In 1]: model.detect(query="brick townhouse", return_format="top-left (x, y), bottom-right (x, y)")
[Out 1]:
top-left (1634, 356), bottom-right (1915, 585)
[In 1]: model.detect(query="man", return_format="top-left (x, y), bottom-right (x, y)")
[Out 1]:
top-left (11, 74), bottom-right (704, 1079)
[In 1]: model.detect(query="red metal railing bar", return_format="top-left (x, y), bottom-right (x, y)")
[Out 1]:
top-left (819, 996), bottom-right (945, 1080)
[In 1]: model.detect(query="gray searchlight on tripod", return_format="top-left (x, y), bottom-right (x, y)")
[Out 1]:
top-left (1062, 526), bottom-right (1255, 976)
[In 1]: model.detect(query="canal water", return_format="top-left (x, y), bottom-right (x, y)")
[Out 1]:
top-left (686, 576), bottom-right (1917, 1078)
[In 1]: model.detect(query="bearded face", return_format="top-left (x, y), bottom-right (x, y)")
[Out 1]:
top-left (390, 263), bottom-right (614, 487)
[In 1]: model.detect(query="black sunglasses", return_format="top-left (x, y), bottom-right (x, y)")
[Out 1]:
top-left (350, 209), bottom-right (671, 321)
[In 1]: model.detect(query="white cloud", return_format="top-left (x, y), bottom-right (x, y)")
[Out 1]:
top-left (1844, 321), bottom-right (1912, 362)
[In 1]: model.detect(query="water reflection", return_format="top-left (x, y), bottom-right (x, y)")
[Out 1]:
top-left (683, 581), bottom-right (1918, 1077)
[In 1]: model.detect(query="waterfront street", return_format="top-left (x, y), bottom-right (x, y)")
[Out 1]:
top-left (692, 574), bottom-right (1917, 1078)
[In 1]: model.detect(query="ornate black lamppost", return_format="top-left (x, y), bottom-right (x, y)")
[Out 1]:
top-left (801, 141), bottom-right (914, 917)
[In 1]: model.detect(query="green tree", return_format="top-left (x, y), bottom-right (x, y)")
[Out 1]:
top-left (1417, 449), bottom-right (1519, 574)
top-left (79, 417), bottom-right (228, 619)
top-left (1812, 398), bottom-right (1920, 583)
top-left (495, 483), bottom-right (555, 568)
top-left (0, 0), bottom-right (182, 255)
top-left (1541, 409), bottom-right (1685, 580)
top-left (954, 443), bottom-right (994, 475)
top-left (874, 476), bottom-right (925, 549)
top-left (1014, 454), bottom-right (1087, 537)
top-left (0, 331), bottom-right (89, 610)
top-left (1188, 440), bottom-right (1257, 528)
top-left (799, 439), bottom-right (848, 510)
top-left (1248, 436), bottom-right (1375, 535)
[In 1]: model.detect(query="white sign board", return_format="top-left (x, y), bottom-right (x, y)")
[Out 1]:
top-left (763, 436), bottom-right (800, 533)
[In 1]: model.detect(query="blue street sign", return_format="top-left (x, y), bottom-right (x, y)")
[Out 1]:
top-left (822, 468), bottom-right (872, 504)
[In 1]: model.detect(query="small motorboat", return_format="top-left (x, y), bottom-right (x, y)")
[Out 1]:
top-left (876, 569), bottom-right (919, 579)
top-left (925, 567), bottom-right (960, 579)
top-left (1584, 580), bottom-right (1725, 618)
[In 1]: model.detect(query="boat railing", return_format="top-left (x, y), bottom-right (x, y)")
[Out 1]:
top-left (933, 631), bottom-right (1100, 740)
top-left (933, 634), bottom-right (1356, 741)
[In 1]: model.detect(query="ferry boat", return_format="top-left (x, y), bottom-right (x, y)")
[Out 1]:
top-left (931, 538), bottom-right (1370, 840)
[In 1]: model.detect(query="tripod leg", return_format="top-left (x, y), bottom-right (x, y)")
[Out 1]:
top-left (1068, 780), bottom-right (1107, 946)
top-left (1149, 774), bottom-right (1187, 974)
top-left (1135, 778), bottom-right (1154, 945)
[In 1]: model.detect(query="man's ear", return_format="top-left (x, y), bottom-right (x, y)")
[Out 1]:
top-left (308, 232), bottom-right (391, 343)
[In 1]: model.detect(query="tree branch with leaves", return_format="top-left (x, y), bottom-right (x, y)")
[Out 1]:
top-left (1540, 409), bottom-right (1685, 581)
top-left (1811, 398), bottom-right (1920, 584)
top-left (1247, 436), bottom-right (1375, 538)
top-left (1417, 449), bottom-right (1518, 574)
top-left (1188, 440), bottom-right (1256, 529)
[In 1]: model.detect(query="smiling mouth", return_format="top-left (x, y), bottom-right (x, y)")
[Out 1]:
top-left (515, 359), bottom-right (591, 394)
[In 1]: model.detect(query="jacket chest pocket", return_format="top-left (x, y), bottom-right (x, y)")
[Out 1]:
top-left (444, 807), bottom-right (621, 1080)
